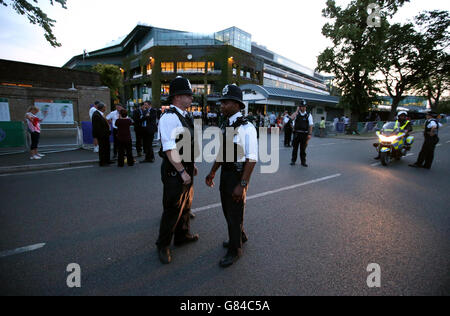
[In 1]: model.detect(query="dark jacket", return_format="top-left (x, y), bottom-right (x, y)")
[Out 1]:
top-left (92, 111), bottom-right (111, 139)
top-left (132, 108), bottom-right (144, 132)
top-left (142, 108), bottom-right (158, 134)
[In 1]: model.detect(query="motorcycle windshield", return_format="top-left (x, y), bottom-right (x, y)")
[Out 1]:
top-left (381, 122), bottom-right (398, 136)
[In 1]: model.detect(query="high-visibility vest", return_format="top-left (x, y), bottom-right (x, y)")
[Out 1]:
top-left (394, 120), bottom-right (410, 130)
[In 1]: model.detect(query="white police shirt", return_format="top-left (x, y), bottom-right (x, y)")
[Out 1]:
top-left (158, 105), bottom-right (188, 152)
top-left (228, 112), bottom-right (258, 162)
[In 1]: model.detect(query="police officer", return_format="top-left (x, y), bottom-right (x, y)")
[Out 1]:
top-left (375, 111), bottom-right (412, 160)
top-left (283, 111), bottom-right (293, 147)
top-left (290, 100), bottom-right (313, 167)
top-left (205, 84), bottom-right (258, 268)
top-left (156, 76), bottom-right (199, 264)
top-left (409, 111), bottom-right (440, 170)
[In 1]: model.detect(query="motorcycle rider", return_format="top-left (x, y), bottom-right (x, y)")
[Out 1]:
top-left (375, 111), bottom-right (412, 160)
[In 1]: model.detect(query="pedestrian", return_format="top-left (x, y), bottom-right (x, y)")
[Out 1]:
top-left (333, 116), bottom-right (339, 132)
top-left (205, 84), bottom-right (258, 268)
top-left (344, 115), bottom-right (350, 133)
top-left (141, 101), bottom-right (158, 163)
top-left (92, 102), bottom-right (112, 167)
top-left (290, 100), bottom-right (314, 167)
top-left (89, 101), bottom-right (100, 153)
top-left (116, 109), bottom-right (134, 167)
top-left (269, 112), bottom-right (276, 127)
top-left (320, 117), bottom-right (326, 138)
top-left (25, 106), bottom-right (44, 160)
top-left (106, 105), bottom-right (123, 159)
top-left (283, 111), bottom-right (293, 147)
top-left (156, 76), bottom-right (199, 264)
top-left (132, 103), bottom-right (145, 157)
top-left (409, 111), bottom-right (441, 170)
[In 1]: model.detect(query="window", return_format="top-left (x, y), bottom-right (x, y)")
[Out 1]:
top-left (240, 70), bottom-right (244, 77)
top-left (146, 63), bottom-right (152, 75)
top-left (177, 62), bottom-right (206, 73)
top-left (161, 62), bottom-right (174, 73)
top-left (207, 62), bottom-right (215, 72)
top-left (232, 68), bottom-right (237, 76)
top-left (191, 84), bottom-right (211, 95)
top-left (161, 84), bottom-right (170, 95)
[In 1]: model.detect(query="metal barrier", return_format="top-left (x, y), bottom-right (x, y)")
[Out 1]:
top-left (30, 122), bottom-right (81, 151)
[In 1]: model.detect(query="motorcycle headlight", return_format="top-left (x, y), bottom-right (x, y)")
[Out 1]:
top-left (379, 135), bottom-right (398, 142)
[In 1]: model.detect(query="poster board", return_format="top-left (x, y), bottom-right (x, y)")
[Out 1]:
top-left (0, 98), bottom-right (11, 122)
top-left (34, 99), bottom-right (74, 124)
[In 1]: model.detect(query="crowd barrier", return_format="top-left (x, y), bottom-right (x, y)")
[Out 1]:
top-left (0, 121), bottom-right (27, 155)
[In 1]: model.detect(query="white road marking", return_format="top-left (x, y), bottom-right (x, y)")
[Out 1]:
top-left (0, 165), bottom-right (93, 177)
top-left (436, 144), bottom-right (442, 147)
top-left (0, 243), bottom-right (46, 259)
top-left (192, 174), bottom-right (342, 213)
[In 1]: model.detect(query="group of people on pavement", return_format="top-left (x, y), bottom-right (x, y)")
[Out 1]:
top-left (90, 100), bottom-right (158, 167)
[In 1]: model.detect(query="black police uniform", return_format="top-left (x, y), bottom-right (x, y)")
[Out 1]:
top-left (220, 116), bottom-right (249, 257)
top-left (284, 116), bottom-right (293, 147)
top-left (291, 111), bottom-right (311, 165)
top-left (156, 108), bottom-right (196, 249)
top-left (155, 77), bottom-right (198, 262)
top-left (415, 118), bottom-right (440, 169)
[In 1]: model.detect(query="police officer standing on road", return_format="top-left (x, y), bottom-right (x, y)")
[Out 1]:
top-left (290, 100), bottom-right (313, 167)
top-left (409, 111), bottom-right (441, 170)
top-left (205, 84), bottom-right (258, 268)
top-left (156, 76), bottom-right (199, 264)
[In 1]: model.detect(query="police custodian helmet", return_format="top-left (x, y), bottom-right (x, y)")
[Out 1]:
top-left (169, 76), bottom-right (193, 98)
top-left (219, 84), bottom-right (246, 109)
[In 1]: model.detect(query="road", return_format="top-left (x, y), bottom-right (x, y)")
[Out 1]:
top-left (0, 127), bottom-right (449, 296)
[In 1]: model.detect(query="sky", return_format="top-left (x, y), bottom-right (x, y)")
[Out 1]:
top-left (0, 0), bottom-right (448, 72)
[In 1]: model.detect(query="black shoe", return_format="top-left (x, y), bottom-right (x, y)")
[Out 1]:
top-left (301, 163), bottom-right (308, 167)
top-left (158, 247), bottom-right (172, 264)
top-left (374, 156), bottom-right (380, 160)
top-left (422, 166), bottom-right (431, 170)
top-left (174, 234), bottom-right (199, 247)
top-left (219, 251), bottom-right (241, 268)
top-left (409, 163), bottom-right (421, 168)
top-left (140, 159), bottom-right (155, 163)
top-left (99, 164), bottom-right (110, 167)
top-left (290, 162), bottom-right (295, 166)
top-left (223, 234), bottom-right (248, 248)
top-left (189, 212), bottom-right (196, 219)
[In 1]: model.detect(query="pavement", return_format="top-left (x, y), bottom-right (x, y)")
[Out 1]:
top-left (0, 126), bottom-right (449, 296)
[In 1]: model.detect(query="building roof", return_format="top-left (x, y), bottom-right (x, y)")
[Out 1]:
top-left (240, 84), bottom-right (339, 104)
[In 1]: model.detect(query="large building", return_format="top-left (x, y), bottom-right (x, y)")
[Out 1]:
top-left (64, 24), bottom-right (339, 119)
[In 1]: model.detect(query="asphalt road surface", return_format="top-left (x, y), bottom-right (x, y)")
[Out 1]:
top-left (1, 127), bottom-right (449, 296)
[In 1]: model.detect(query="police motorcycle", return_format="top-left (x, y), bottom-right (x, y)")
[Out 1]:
top-left (373, 121), bottom-right (415, 166)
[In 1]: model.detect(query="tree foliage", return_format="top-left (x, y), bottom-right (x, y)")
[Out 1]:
top-left (317, 0), bottom-right (409, 124)
top-left (0, 0), bottom-right (67, 47)
top-left (92, 64), bottom-right (123, 102)
top-left (378, 10), bottom-right (450, 119)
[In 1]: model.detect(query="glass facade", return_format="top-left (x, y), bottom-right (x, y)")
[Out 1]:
top-left (161, 62), bottom-right (174, 73)
top-left (215, 27), bottom-right (251, 52)
top-left (177, 62), bottom-right (206, 73)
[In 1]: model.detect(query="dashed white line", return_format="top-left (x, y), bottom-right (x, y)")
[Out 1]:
top-left (0, 165), bottom-right (93, 177)
top-left (0, 243), bottom-right (46, 259)
top-left (192, 173), bottom-right (342, 213)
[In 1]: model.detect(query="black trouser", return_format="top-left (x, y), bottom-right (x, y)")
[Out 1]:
top-left (117, 140), bottom-right (134, 167)
top-left (112, 129), bottom-right (118, 156)
top-left (292, 132), bottom-right (309, 164)
top-left (416, 136), bottom-right (439, 169)
top-left (98, 136), bottom-right (111, 165)
top-left (156, 161), bottom-right (194, 249)
top-left (143, 131), bottom-right (155, 161)
top-left (284, 128), bottom-right (292, 147)
top-left (220, 167), bottom-right (246, 255)
top-left (30, 132), bottom-right (40, 150)
top-left (135, 129), bottom-right (144, 154)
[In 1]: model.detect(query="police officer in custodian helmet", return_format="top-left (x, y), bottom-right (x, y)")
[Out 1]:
top-left (156, 76), bottom-right (200, 264)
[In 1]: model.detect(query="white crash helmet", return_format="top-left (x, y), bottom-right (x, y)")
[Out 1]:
top-left (397, 111), bottom-right (408, 117)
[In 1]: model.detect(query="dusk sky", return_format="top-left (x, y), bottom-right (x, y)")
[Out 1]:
top-left (0, 0), bottom-right (448, 72)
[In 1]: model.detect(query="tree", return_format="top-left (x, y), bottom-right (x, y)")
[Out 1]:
top-left (378, 10), bottom-right (450, 119)
top-left (92, 64), bottom-right (123, 103)
top-left (413, 11), bottom-right (450, 113)
top-left (317, 0), bottom-right (408, 127)
top-left (0, 0), bottom-right (67, 47)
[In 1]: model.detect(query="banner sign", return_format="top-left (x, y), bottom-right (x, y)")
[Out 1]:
top-left (0, 98), bottom-right (10, 122)
top-left (34, 99), bottom-right (74, 124)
